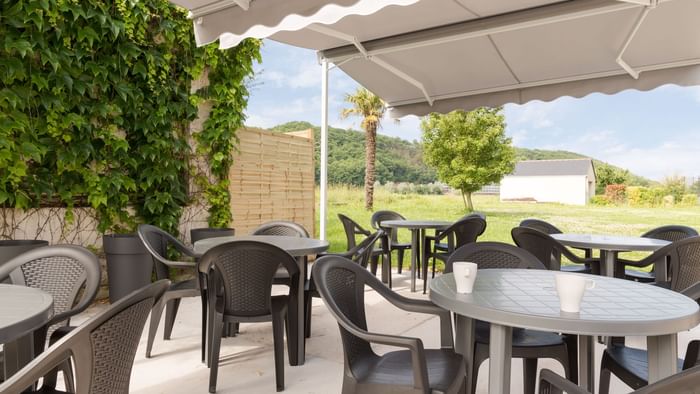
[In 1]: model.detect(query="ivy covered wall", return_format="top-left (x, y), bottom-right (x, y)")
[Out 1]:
top-left (0, 0), bottom-right (260, 235)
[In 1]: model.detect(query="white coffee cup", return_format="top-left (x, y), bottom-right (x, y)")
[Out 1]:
top-left (452, 262), bottom-right (478, 294)
top-left (555, 273), bottom-right (595, 313)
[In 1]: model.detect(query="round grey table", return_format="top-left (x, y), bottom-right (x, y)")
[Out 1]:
top-left (552, 233), bottom-right (670, 278)
top-left (430, 269), bottom-right (700, 394)
top-left (0, 284), bottom-right (54, 378)
top-left (193, 235), bottom-right (329, 366)
top-left (381, 220), bottom-right (452, 293)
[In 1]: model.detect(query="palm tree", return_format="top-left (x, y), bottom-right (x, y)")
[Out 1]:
top-left (341, 87), bottom-right (386, 210)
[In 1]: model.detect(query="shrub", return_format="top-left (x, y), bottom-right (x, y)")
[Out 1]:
top-left (662, 195), bottom-right (675, 207)
top-left (680, 194), bottom-right (698, 207)
top-left (626, 186), bottom-right (645, 207)
top-left (605, 184), bottom-right (627, 204)
top-left (590, 195), bottom-right (611, 206)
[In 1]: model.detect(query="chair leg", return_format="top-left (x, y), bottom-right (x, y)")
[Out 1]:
top-left (598, 356), bottom-right (612, 394)
top-left (523, 358), bottom-right (537, 394)
top-left (564, 335), bottom-right (578, 384)
top-left (201, 289), bottom-right (207, 363)
top-left (164, 298), bottom-right (181, 340)
top-left (370, 255), bottom-right (379, 276)
top-left (146, 298), bottom-right (166, 358)
top-left (209, 315), bottom-right (224, 393)
top-left (272, 310), bottom-right (286, 392)
top-left (304, 291), bottom-right (313, 339)
top-left (397, 249), bottom-right (405, 273)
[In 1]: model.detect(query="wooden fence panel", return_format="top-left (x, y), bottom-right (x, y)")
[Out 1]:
top-left (229, 128), bottom-right (315, 236)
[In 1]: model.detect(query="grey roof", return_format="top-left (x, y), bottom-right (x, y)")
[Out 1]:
top-left (510, 159), bottom-right (594, 177)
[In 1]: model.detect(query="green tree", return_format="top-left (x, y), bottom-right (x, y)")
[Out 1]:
top-left (421, 108), bottom-right (515, 211)
top-left (595, 163), bottom-right (629, 194)
top-left (340, 88), bottom-right (387, 210)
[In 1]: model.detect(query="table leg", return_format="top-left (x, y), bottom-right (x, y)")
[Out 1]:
top-left (410, 229), bottom-right (419, 293)
top-left (381, 233), bottom-right (391, 285)
top-left (489, 323), bottom-right (512, 394)
top-left (578, 335), bottom-right (595, 393)
top-left (455, 315), bottom-right (476, 394)
top-left (600, 250), bottom-right (616, 277)
top-left (655, 258), bottom-right (669, 283)
top-left (647, 334), bottom-right (678, 383)
top-left (288, 256), bottom-right (306, 366)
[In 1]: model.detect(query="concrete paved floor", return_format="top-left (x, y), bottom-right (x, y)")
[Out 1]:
top-left (77, 270), bottom-right (698, 393)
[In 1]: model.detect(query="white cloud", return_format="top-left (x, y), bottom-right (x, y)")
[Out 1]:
top-left (505, 100), bottom-right (562, 129)
top-left (510, 129), bottom-right (529, 145)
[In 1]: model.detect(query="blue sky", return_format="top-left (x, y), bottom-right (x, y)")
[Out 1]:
top-left (246, 40), bottom-right (700, 181)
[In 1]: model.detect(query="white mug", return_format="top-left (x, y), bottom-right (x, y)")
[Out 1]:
top-left (555, 273), bottom-right (595, 313)
top-left (452, 262), bottom-right (478, 294)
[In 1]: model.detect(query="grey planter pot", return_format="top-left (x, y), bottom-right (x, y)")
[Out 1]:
top-left (103, 234), bottom-right (153, 303)
top-left (190, 227), bottom-right (235, 244)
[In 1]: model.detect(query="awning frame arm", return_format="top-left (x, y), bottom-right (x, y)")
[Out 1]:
top-left (309, 25), bottom-right (434, 106)
top-left (189, 0), bottom-right (250, 20)
top-left (616, 0), bottom-right (659, 79)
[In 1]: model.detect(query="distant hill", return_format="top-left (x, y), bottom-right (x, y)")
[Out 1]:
top-left (270, 121), bottom-right (435, 186)
top-left (259, 121), bottom-right (650, 188)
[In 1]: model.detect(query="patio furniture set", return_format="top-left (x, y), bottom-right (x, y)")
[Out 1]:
top-left (0, 213), bottom-right (699, 394)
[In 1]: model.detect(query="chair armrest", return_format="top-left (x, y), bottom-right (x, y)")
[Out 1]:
top-left (0, 345), bottom-right (72, 393)
top-left (681, 281), bottom-right (700, 302)
top-left (539, 369), bottom-right (590, 394)
top-left (368, 279), bottom-right (454, 349)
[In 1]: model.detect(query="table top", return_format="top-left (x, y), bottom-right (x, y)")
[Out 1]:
top-left (381, 219), bottom-right (453, 230)
top-left (0, 284), bottom-right (53, 343)
top-left (430, 269), bottom-right (700, 337)
top-left (552, 233), bottom-right (670, 252)
top-left (193, 235), bottom-right (329, 256)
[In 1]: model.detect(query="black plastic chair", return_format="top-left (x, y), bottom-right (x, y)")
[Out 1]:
top-left (137, 224), bottom-right (201, 359)
top-left (312, 255), bottom-right (466, 394)
top-left (519, 218), bottom-right (594, 260)
top-left (252, 221), bottom-right (310, 237)
top-left (618, 225), bottom-right (698, 282)
top-left (337, 214), bottom-right (385, 276)
top-left (0, 245), bottom-right (101, 391)
top-left (199, 241), bottom-right (299, 393)
top-left (447, 242), bottom-right (576, 394)
top-left (598, 237), bottom-right (700, 394)
top-left (0, 280), bottom-right (168, 394)
top-left (305, 230), bottom-right (384, 338)
top-left (511, 226), bottom-right (600, 274)
top-left (370, 210), bottom-right (411, 274)
top-left (423, 215), bottom-right (486, 293)
top-left (540, 365), bottom-right (700, 394)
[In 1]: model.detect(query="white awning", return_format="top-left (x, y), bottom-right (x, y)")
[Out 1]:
top-left (174, 0), bottom-right (700, 117)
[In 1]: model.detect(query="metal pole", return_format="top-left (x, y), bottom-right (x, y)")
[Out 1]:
top-left (319, 59), bottom-right (329, 240)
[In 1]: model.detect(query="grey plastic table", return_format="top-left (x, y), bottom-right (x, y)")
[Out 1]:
top-left (552, 233), bottom-right (670, 278)
top-left (193, 235), bottom-right (329, 366)
top-left (381, 220), bottom-right (452, 292)
top-left (0, 284), bottom-right (54, 378)
top-left (430, 269), bottom-right (700, 394)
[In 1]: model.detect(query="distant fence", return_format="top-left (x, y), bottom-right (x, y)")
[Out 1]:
top-left (474, 184), bottom-right (501, 195)
top-left (228, 128), bottom-right (316, 235)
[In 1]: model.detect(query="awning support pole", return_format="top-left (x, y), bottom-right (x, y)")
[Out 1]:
top-left (319, 59), bottom-right (329, 240)
top-left (616, 2), bottom-right (657, 79)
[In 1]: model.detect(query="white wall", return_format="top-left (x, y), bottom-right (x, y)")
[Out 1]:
top-left (500, 175), bottom-right (590, 205)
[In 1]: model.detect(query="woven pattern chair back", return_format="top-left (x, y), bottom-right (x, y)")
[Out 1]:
top-left (199, 241), bottom-right (299, 317)
top-left (138, 224), bottom-right (197, 280)
top-left (446, 242), bottom-right (545, 273)
top-left (338, 214), bottom-right (368, 250)
top-left (643, 225), bottom-right (698, 242)
top-left (0, 245), bottom-right (100, 337)
top-left (0, 280), bottom-right (167, 394)
top-left (668, 236), bottom-right (700, 292)
top-left (519, 218), bottom-right (563, 235)
top-left (370, 210), bottom-right (404, 242)
top-left (511, 226), bottom-right (565, 271)
top-left (445, 216), bottom-right (487, 249)
top-left (251, 221), bottom-right (309, 237)
top-left (313, 256), bottom-right (374, 367)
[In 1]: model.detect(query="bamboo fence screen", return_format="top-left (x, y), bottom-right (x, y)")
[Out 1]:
top-left (229, 128), bottom-right (316, 235)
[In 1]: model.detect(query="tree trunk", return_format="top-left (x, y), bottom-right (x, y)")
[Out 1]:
top-left (461, 189), bottom-right (474, 212)
top-left (364, 120), bottom-right (377, 210)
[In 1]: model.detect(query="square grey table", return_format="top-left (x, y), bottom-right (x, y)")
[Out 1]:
top-left (430, 269), bottom-right (700, 394)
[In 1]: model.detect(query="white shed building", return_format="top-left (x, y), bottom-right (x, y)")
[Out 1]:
top-left (500, 159), bottom-right (596, 206)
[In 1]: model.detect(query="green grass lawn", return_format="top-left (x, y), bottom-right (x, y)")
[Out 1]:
top-left (317, 186), bottom-right (700, 269)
